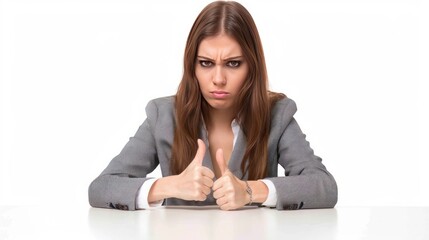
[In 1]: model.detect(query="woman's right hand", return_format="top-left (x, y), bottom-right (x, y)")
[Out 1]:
top-left (148, 139), bottom-right (214, 203)
top-left (174, 139), bottom-right (214, 201)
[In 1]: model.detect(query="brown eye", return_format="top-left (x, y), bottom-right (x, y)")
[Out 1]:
top-left (226, 61), bottom-right (241, 68)
top-left (199, 60), bottom-right (213, 67)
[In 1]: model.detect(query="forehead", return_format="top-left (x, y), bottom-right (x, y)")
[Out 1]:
top-left (197, 34), bottom-right (243, 57)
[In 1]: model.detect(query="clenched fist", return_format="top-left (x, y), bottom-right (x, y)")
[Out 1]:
top-left (212, 148), bottom-right (250, 210)
top-left (176, 139), bottom-right (215, 201)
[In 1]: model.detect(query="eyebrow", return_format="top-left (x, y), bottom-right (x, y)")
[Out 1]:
top-left (197, 55), bottom-right (243, 61)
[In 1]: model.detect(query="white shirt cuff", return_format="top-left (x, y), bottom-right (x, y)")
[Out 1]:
top-left (136, 178), bottom-right (164, 209)
top-left (259, 179), bottom-right (278, 207)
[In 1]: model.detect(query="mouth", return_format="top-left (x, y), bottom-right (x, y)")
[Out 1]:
top-left (210, 90), bottom-right (230, 99)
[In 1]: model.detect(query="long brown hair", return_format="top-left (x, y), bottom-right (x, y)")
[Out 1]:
top-left (171, 1), bottom-right (285, 180)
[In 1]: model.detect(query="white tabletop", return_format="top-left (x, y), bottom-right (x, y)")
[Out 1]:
top-left (1, 205), bottom-right (428, 240)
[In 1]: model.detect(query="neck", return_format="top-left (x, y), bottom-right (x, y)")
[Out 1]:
top-left (206, 107), bottom-right (235, 129)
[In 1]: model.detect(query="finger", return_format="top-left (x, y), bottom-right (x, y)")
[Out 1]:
top-left (200, 166), bottom-right (215, 179)
top-left (197, 193), bottom-right (207, 201)
top-left (201, 185), bottom-right (211, 196)
top-left (219, 199), bottom-right (233, 210)
top-left (213, 187), bottom-right (225, 199)
top-left (220, 204), bottom-right (232, 211)
top-left (212, 177), bottom-right (224, 192)
top-left (202, 175), bottom-right (214, 188)
top-left (216, 196), bottom-right (228, 206)
top-left (192, 139), bottom-right (206, 166)
top-left (216, 148), bottom-right (228, 175)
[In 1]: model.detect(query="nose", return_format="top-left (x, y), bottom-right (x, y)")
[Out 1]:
top-left (212, 66), bottom-right (226, 86)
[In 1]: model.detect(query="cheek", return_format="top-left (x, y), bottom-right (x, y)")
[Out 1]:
top-left (195, 68), bottom-right (200, 80)
top-left (195, 71), bottom-right (203, 89)
top-left (232, 68), bottom-right (248, 88)
top-left (195, 68), bottom-right (209, 85)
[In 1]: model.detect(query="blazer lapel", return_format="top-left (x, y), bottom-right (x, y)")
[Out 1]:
top-left (228, 128), bottom-right (247, 179)
top-left (199, 123), bottom-right (247, 179)
top-left (199, 126), bottom-right (214, 171)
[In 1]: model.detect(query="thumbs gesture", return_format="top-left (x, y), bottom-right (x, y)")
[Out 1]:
top-left (212, 149), bottom-right (250, 210)
top-left (176, 139), bottom-right (215, 201)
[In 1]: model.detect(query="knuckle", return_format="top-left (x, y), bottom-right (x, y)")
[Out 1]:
top-left (226, 185), bottom-right (234, 193)
top-left (193, 190), bottom-right (201, 198)
top-left (193, 173), bottom-right (201, 181)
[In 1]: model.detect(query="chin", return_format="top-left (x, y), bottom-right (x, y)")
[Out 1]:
top-left (207, 100), bottom-right (233, 111)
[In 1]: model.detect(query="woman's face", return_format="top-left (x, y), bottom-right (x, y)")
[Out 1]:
top-left (195, 34), bottom-right (249, 113)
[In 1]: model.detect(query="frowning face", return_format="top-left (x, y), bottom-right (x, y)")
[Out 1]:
top-left (195, 34), bottom-right (249, 113)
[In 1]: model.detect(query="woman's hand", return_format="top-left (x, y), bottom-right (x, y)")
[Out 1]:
top-left (175, 139), bottom-right (215, 201)
top-left (212, 149), bottom-right (250, 210)
top-left (148, 139), bottom-right (214, 203)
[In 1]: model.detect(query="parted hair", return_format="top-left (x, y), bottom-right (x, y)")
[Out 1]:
top-left (171, 1), bottom-right (285, 180)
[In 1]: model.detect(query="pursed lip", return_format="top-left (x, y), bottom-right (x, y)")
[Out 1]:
top-left (210, 90), bottom-right (229, 94)
top-left (210, 90), bottom-right (230, 98)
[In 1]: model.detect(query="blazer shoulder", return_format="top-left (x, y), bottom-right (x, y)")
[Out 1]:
top-left (145, 96), bottom-right (175, 117)
top-left (271, 97), bottom-right (298, 121)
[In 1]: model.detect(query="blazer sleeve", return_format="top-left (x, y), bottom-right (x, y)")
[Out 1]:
top-left (266, 99), bottom-right (338, 210)
top-left (88, 100), bottom-right (161, 210)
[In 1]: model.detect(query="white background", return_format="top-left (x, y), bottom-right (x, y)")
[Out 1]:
top-left (1, 0), bottom-right (428, 208)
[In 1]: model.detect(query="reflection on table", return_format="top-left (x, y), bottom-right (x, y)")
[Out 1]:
top-left (88, 205), bottom-right (338, 239)
top-left (1, 205), bottom-right (428, 239)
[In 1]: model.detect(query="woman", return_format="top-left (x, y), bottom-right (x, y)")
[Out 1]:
top-left (89, 1), bottom-right (337, 211)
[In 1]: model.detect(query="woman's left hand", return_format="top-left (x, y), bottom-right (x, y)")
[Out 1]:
top-left (212, 149), bottom-right (250, 210)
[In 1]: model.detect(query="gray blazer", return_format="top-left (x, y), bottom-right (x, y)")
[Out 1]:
top-left (88, 96), bottom-right (338, 210)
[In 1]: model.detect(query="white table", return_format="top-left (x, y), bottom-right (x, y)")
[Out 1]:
top-left (1, 205), bottom-right (428, 240)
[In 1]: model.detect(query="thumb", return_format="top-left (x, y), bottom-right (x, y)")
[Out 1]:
top-left (216, 148), bottom-right (228, 175)
top-left (192, 139), bottom-right (206, 166)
